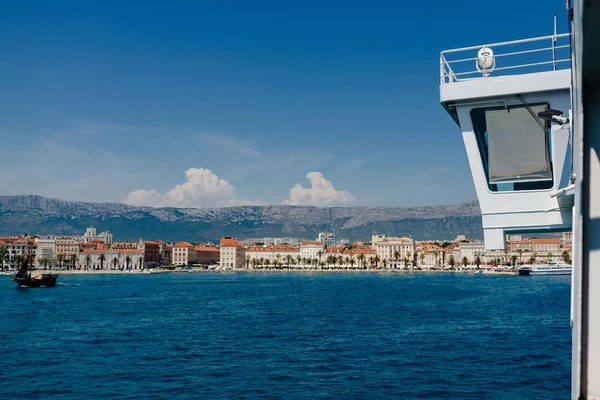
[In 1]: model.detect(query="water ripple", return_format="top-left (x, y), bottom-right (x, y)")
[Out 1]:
top-left (0, 273), bottom-right (570, 399)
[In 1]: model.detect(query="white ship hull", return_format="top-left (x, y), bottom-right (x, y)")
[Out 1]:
top-left (519, 263), bottom-right (572, 276)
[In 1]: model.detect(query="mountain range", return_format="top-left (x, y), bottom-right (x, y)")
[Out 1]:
top-left (0, 195), bottom-right (483, 243)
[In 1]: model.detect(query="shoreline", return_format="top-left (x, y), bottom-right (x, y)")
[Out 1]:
top-left (6, 268), bottom-right (519, 276)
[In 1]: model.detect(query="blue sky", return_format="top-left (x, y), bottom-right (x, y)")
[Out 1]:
top-left (0, 0), bottom-right (569, 207)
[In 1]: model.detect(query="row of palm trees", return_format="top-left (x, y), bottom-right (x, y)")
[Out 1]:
top-left (243, 253), bottom-right (420, 270)
top-left (0, 251), bottom-right (142, 271)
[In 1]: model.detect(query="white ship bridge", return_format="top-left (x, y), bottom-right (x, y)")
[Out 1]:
top-left (439, 32), bottom-right (573, 250)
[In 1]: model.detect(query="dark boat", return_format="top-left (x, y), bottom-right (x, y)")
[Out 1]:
top-left (13, 254), bottom-right (58, 288)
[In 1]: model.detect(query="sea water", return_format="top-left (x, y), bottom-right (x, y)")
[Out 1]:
top-left (0, 273), bottom-right (570, 399)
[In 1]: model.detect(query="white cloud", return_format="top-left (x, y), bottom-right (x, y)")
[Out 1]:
top-left (124, 168), bottom-right (239, 208)
top-left (283, 172), bottom-right (356, 206)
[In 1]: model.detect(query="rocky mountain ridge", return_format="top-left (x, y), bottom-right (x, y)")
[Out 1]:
top-left (0, 195), bottom-right (483, 242)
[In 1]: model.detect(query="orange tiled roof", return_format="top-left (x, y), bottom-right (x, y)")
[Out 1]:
top-left (220, 237), bottom-right (239, 247)
top-left (247, 245), bottom-right (300, 252)
top-left (510, 238), bottom-right (561, 245)
top-left (195, 246), bottom-right (219, 252)
top-left (301, 241), bottom-right (324, 246)
top-left (325, 246), bottom-right (344, 253)
top-left (342, 247), bottom-right (376, 255)
top-left (174, 241), bottom-right (194, 248)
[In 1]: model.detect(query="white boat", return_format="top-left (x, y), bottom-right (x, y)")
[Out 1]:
top-left (518, 261), bottom-right (571, 276)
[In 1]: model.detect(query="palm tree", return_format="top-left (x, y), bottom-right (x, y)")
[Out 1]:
top-left (357, 254), bottom-right (365, 269)
top-left (245, 255), bottom-right (251, 269)
top-left (41, 257), bottom-right (51, 270)
top-left (531, 251), bottom-right (538, 264)
top-left (138, 257), bottom-right (144, 269)
top-left (317, 250), bottom-right (323, 265)
top-left (112, 257), bottom-right (119, 270)
top-left (419, 253), bottom-right (425, 267)
top-left (99, 253), bottom-right (106, 270)
top-left (449, 255), bottom-right (455, 268)
top-left (562, 250), bottom-right (571, 264)
top-left (407, 251), bottom-right (413, 268)
top-left (275, 254), bottom-right (282, 269)
top-left (57, 254), bottom-right (65, 269)
top-left (85, 255), bottom-right (92, 270)
top-left (393, 250), bottom-right (401, 269)
top-left (517, 249), bottom-right (524, 264)
top-left (285, 254), bottom-right (293, 269)
top-left (462, 256), bottom-right (469, 267)
top-left (259, 257), bottom-right (264, 269)
top-left (403, 256), bottom-right (409, 268)
top-left (511, 255), bottom-right (518, 266)
top-left (503, 249), bottom-right (509, 266)
top-left (349, 258), bottom-right (356, 269)
top-left (70, 253), bottom-right (78, 270)
top-left (0, 246), bottom-right (7, 270)
top-left (296, 255), bottom-right (302, 267)
top-left (547, 252), bottom-right (554, 262)
top-left (125, 255), bottom-right (132, 270)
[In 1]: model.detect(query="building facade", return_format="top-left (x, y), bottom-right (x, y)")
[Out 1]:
top-left (299, 241), bottom-right (325, 261)
top-left (220, 237), bottom-right (246, 269)
top-left (55, 237), bottom-right (80, 267)
top-left (35, 236), bottom-right (56, 268)
top-left (373, 237), bottom-right (415, 266)
top-left (172, 242), bottom-right (195, 265)
top-left (246, 245), bottom-right (300, 267)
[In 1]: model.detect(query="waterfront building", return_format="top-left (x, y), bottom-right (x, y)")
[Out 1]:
top-left (55, 237), bottom-right (80, 268)
top-left (79, 249), bottom-right (106, 270)
top-left (220, 237), bottom-right (246, 269)
top-left (172, 242), bottom-right (195, 266)
top-left (0, 237), bottom-right (37, 269)
top-left (194, 245), bottom-right (220, 265)
top-left (317, 232), bottom-right (336, 246)
top-left (299, 241), bottom-right (325, 261)
top-left (373, 237), bottom-right (415, 267)
top-left (246, 245), bottom-right (300, 267)
top-left (508, 238), bottom-right (562, 254)
top-left (35, 236), bottom-right (56, 268)
top-left (159, 242), bottom-right (172, 265)
top-left (341, 247), bottom-right (376, 268)
top-left (118, 249), bottom-right (144, 269)
top-left (141, 240), bottom-right (161, 263)
top-left (458, 241), bottom-right (486, 264)
top-left (111, 241), bottom-right (143, 251)
top-left (77, 248), bottom-right (143, 270)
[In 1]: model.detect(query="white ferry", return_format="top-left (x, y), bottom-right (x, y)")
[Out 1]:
top-left (518, 261), bottom-right (572, 276)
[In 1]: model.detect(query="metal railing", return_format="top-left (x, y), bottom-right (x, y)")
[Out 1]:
top-left (440, 33), bottom-right (571, 84)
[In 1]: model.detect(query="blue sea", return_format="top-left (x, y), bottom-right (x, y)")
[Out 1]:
top-left (0, 272), bottom-right (570, 399)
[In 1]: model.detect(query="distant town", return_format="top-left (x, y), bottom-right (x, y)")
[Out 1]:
top-left (0, 227), bottom-right (572, 273)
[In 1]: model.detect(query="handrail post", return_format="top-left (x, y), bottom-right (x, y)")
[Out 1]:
top-left (553, 14), bottom-right (557, 71)
top-left (440, 55), bottom-right (445, 85)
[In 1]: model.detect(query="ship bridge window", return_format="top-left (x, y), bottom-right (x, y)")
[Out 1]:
top-left (470, 103), bottom-right (553, 192)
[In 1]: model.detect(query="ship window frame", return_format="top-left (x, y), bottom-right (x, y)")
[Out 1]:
top-left (470, 102), bottom-right (554, 192)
